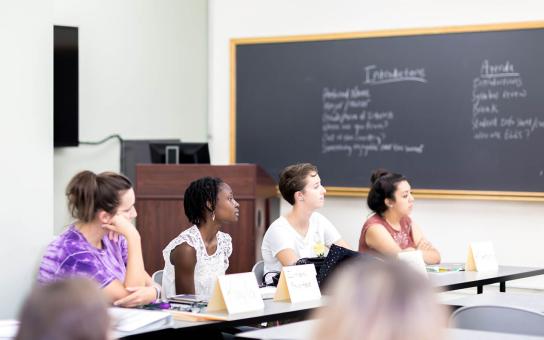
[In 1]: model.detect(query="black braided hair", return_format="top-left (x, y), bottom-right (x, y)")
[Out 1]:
top-left (183, 176), bottom-right (224, 225)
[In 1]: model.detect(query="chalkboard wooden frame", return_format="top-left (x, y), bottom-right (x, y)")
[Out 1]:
top-left (230, 21), bottom-right (544, 201)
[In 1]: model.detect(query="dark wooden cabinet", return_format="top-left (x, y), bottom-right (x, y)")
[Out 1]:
top-left (135, 164), bottom-right (278, 274)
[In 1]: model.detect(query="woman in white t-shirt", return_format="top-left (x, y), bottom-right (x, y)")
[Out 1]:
top-left (261, 163), bottom-right (350, 278)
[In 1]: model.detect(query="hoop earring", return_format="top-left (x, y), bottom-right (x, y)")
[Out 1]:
top-left (212, 211), bottom-right (216, 221)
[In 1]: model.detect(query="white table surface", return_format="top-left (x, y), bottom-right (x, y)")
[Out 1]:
top-left (446, 292), bottom-right (544, 311)
top-left (429, 265), bottom-right (544, 291)
top-left (236, 319), bottom-right (544, 340)
top-left (116, 297), bottom-right (326, 338)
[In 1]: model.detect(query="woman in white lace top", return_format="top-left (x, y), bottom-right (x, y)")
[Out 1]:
top-left (162, 177), bottom-right (239, 299)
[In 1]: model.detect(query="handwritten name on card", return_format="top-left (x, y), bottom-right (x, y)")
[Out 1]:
top-left (207, 272), bottom-right (264, 314)
top-left (466, 241), bottom-right (498, 272)
top-left (274, 264), bottom-right (321, 303)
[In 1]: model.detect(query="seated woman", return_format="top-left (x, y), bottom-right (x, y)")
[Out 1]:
top-left (16, 278), bottom-right (110, 340)
top-left (359, 169), bottom-right (441, 264)
top-left (261, 163), bottom-right (350, 279)
top-left (38, 170), bottom-right (158, 307)
top-left (311, 259), bottom-right (447, 340)
top-left (162, 177), bottom-right (238, 299)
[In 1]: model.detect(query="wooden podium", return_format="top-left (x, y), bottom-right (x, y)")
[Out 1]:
top-left (135, 164), bottom-right (278, 274)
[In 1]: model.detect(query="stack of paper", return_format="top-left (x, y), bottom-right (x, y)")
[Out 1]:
top-left (0, 320), bottom-right (19, 339)
top-left (109, 307), bottom-right (171, 332)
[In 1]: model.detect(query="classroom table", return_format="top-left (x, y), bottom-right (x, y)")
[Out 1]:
top-left (118, 297), bottom-right (326, 339)
top-left (235, 319), bottom-right (544, 340)
top-left (118, 265), bottom-right (544, 338)
top-left (445, 292), bottom-right (544, 311)
top-left (429, 265), bottom-right (544, 294)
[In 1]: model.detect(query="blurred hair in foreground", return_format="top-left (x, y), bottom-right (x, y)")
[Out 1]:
top-left (16, 277), bottom-right (110, 340)
top-left (311, 258), bottom-right (447, 340)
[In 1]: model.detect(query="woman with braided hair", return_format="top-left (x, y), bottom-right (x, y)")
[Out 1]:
top-left (161, 177), bottom-right (239, 299)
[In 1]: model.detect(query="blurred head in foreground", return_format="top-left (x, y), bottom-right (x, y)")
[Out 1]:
top-left (16, 277), bottom-right (110, 340)
top-left (311, 258), bottom-right (447, 340)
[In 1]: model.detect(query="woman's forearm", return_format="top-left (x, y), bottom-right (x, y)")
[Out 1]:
top-left (123, 233), bottom-right (148, 287)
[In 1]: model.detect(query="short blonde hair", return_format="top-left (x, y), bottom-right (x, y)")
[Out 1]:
top-left (311, 259), bottom-right (447, 340)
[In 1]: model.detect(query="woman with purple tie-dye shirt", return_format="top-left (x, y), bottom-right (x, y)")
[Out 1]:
top-left (38, 171), bottom-right (158, 307)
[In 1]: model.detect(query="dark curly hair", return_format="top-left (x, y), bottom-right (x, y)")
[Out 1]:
top-left (183, 177), bottom-right (224, 225)
top-left (367, 169), bottom-right (407, 215)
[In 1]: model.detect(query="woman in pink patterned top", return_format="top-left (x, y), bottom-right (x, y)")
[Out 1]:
top-left (358, 169), bottom-right (441, 264)
top-left (38, 171), bottom-right (159, 307)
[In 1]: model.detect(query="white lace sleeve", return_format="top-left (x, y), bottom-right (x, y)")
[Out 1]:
top-left (163, 227), bottom-right (233, 300)
top-left (223, 232), bottom-right (233, 258)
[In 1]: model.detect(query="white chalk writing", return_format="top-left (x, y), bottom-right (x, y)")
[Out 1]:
top-left (322, 82), bottom-right (424, 157)
top-left (472, 60), bottom-right (543, 140)
top-left (364, 65), bottom-right (426, 85)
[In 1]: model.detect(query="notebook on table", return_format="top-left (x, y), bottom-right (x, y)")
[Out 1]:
top-left (426, 263), bottom-right (465, 273)
top-left (168, 294), bottom-right (208, 305)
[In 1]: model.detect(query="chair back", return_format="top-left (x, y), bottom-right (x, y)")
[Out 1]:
top-left (152, 270), bottom-right (164, 286)
top-left (451, 304), bottom-right (544, 336)
top-left (252, 260), bottom-right (265, 285)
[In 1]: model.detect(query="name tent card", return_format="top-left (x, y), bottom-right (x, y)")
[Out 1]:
top-left (466, 241), bottom-right (499, 272)
top-left (207, 272), bottom-right (264, 314)
top-left (273, 264), bottom-right (321, 303)
top-left (397, 250), bottom-right (428, 276)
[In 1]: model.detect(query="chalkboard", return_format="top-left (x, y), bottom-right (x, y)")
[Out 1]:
top-left (232, 23), bottom-right (544, 199)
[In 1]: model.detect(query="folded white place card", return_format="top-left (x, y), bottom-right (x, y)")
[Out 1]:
top-left (274, 264), bottom-right (321, 303)
top-left (207, 272), bottom-right (264, 314)
top-left (397, 250), bottom-right (428, 276)
top-left (466, 241), bottom-right (498, 272)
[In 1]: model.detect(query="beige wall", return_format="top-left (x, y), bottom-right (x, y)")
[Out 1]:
top-left (0, 0), bottom-right (54, 318)
top-left (0, 0), bottom-right (208, 318)
top-left (53, 0), bottom-right (208, 232)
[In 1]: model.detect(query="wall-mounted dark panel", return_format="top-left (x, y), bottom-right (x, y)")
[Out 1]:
top-left (54, 25), bottom-right (78, 147)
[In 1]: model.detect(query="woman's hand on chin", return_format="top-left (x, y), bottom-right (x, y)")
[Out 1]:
top-left (102, 215), bottom-right (139, 239)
